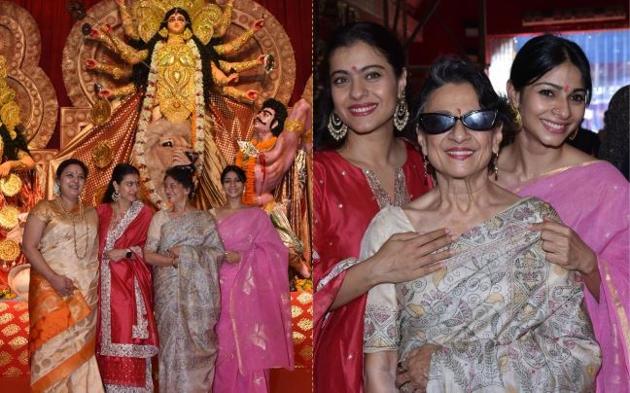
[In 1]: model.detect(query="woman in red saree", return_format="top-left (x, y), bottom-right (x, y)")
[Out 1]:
top-left (95, 164), bottom-right (158, 392)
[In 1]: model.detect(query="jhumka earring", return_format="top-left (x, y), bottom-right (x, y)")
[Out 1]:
top-left (53, 182), bottom-right (60, 196)
top-left (492, 152), bottom-right (499, 180)
top-left (112, 190), bottom-right (120, 202)
top-left (182, 27), bottom-right (193, 40)
top-left (158, 27), bottom-right (169, 38)
top-left (509, 102), bottom-right (522, 130)
top-left (393, 92), bottom-right (410, 132)
top-left (328, 112), bottom-right (348, 141)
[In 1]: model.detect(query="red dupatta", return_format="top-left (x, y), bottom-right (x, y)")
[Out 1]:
top-left (95, 201), bottom-right (158, 388)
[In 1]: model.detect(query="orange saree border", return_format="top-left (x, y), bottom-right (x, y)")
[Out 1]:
top-left (29, 272), bottom-right (91, 352)
top-left (31, 335), bottom-right (96, 393)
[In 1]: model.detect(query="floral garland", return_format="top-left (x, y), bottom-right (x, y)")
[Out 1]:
top-left (133, 38), bottom-right (206, 208)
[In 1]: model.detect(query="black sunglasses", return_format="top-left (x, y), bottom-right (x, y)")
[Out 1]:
top-left (417, 109), bottom-right (498, 134)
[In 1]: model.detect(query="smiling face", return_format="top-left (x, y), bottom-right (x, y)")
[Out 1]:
top-left (509, 61), bottom-right (587, 148)
top-left (57, 164), bottom-right (86, 200)
top-left (221, 170), bottom-right (244, 199)
top-left (163, 176), bottom-right (189, 204)
top-left (329, 41), bottom-right (405, 136)
top-left (418, 83), bottom-right (502, 181)
top-left (114, 173), bottom-right (140, 204)
top-left (167, 11), bottom-right (187, 35)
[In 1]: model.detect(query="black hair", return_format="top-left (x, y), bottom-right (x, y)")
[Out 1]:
top-left (261, 98), bottom-right (288, 137)
top-left (510, 34), bottom-right (592, 104)
top-left (164, 165), bottom-right (196, 199)
top-left (599, 85), bottom-right (629, 179)
top-left (413, 56), bottom-right (516, 141)
top-left (102, 163), bottom-right (140, 203)
top-left (314, 22), bottom-right (407, 151)
top-left (56, 158), bottom-right (89, 180)
top-left (221, 165), bottom-right (246, 183)
top-left (129, 8), bottom-right (220, 106)
top-left (0, 124), bottom-right (30, 160)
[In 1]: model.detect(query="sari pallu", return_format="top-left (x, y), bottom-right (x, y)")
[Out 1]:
top-left (214, 208), bottom-right (293, 392)
top-left (96, 201), bottom-right (158, 392)
top-left (146, 210), bottom-right (224, 393)
top-left (28, 200), bottom-right (103, 393)
top-left (364, 198), bottom-right (601, 392)
top-left (512, 161), bottom-right (629, 392)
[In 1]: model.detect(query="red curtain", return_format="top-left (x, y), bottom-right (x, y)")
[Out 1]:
top-left (9, 0), bottom-right (311, 149)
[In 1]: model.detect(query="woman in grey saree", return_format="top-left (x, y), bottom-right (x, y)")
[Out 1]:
top-left (145, 166), bottom-right (224, 392)
top-left (362, 58), bottom-right (600, 392)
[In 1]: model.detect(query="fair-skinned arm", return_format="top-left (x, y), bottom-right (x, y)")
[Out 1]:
top-left (22, 215), bottom-right (76, 296)
top-left (365, 351), bottom-right (398, 393)
top-left (331, 229), bottom-right (453, 310)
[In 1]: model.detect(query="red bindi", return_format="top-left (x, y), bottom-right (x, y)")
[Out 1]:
top-left (563, 84), bottom-right (570, 93)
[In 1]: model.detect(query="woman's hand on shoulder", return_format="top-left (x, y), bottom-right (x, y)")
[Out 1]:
top-left (530, 219), bottom-right (598, 274)
top-left (370, 229), bottom-right (454, 285)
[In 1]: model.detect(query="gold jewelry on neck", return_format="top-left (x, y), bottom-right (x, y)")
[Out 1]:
top-left (56, 198), bottom-right (89, 259)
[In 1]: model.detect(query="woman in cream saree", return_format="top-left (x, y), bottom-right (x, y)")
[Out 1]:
top-left (24, 159), bottom-right (103, 393)
top-left (144, 166), bottom-right (224, 392)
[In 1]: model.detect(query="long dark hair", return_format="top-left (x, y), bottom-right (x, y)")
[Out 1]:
top-left (129, 8), bottom-right (220, 106)
top-left (102, 163), bottom-right (140, 203)
top-left (510, 34), bottom-right (592, 104)
top-left (314, 22), bottom-right (407, 151)
top-left (0, 124), bottom-right (30, 160)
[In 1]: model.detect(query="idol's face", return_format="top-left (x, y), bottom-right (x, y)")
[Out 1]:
top-left (167, 12), bottom-right (187, 35)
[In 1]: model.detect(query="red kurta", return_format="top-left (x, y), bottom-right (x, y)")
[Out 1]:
top-left (313, 142), bottom-right (431, 393)
top-left (95, 202), bottom-right (159, 390)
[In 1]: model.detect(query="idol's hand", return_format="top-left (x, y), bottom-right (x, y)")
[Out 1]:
top-left (530, 219), bottom-right (597, 274)
top-left (226, 73), bottom-right (239, 84)
top-left (85, 58), bottom-right (97, 70)
top-left (245, 89), bottom-right (258, 101)
top-left (251, 18), bottom-right (264, 32)
top-left (0, 162), bottom-right (12, 177)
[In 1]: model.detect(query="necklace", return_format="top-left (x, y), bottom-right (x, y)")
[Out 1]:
top-left (55, 198), bottom-right (89, 259)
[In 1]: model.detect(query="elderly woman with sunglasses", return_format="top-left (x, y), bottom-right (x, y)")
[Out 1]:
top-left (362, 57), bottom-right (600, 393)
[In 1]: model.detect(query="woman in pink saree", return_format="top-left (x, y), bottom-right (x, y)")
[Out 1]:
top-left (498, 34), bottom-right (629, 392)
top-left (212, 165), bottom-right (293, 392)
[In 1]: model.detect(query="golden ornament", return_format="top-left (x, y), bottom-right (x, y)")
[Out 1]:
top-left (0, 174), bottom-right (22, 197)
top-left (90, 96), bottom-right (112, 126)
top-left (0, 205), bottom-right (19, 230)
top-left (0, 239), bottom-right (20, 261)
top-left (91, 141), bottom-right (113, 169)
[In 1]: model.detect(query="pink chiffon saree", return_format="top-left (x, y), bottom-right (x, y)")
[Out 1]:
top-left (512, 160), bottom-right (629, 392)
top-left (213, 207), bottom-right (293, 392)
